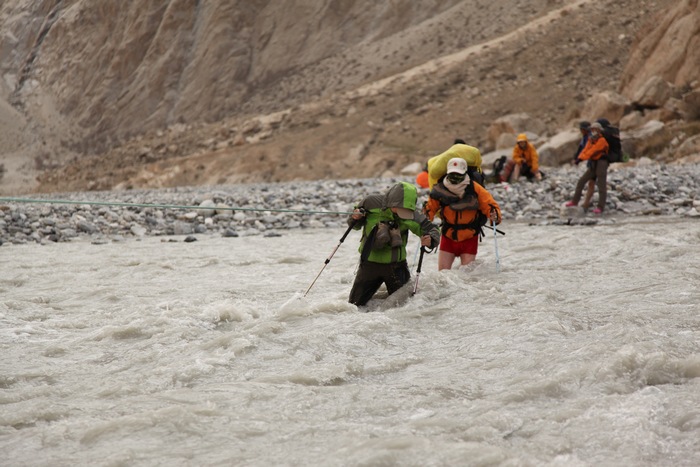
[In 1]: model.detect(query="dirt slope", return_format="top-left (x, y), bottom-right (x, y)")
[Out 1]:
top-left (0, 0), bottom-right (690, 194)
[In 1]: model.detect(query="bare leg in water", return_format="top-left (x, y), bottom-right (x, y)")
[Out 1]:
top-left (438, 250), bottom-right (476, 270)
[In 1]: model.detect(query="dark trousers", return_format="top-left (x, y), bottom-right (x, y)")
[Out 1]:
top-left (572, 159), bottom-right (609, 210)
top-left (348, 261), bottom-right (410, 306)
top-left (501, 161), bottom-right (535, 182)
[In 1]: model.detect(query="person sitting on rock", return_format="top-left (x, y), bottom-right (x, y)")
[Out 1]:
top-left (499, 133), bottom-right (542, 183)
top-left (424, 158), bottom-right (501, 270)
top-left (565, 121), bottom-right (610, 214)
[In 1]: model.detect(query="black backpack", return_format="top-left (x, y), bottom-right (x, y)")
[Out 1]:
top-left (468, 166), bottom-right (485, 186)
top-left (597, 119), bottom-right (624, 163)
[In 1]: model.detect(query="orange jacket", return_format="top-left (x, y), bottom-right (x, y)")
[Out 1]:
top-left (512, 142), bottom-right (539, 172)
top-left (577, 135), bottom-right (609, 161)
top-left (425, 182), bottom-right (501, 242)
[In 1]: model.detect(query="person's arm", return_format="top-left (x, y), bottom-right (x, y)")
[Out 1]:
top-left (512, 146), bottom-right (523, 164)
top-left (475, 185), bottom-right (501, 224)
top-left (415, 213), bottom-right (440, 249)
top-left (529, 144), bottom-right (540, 172)
top-left (348, 206), bottom-right (366, 229)
top-left (579, 138), bottom-right (609, 161)
top-left (424, 197), bottom-right (440, 222)
top-left (577, 140), bottom-right (594, 161)
top-left (592, 138), bottom-right (609, 160)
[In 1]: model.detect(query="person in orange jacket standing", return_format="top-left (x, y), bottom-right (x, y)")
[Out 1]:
top-left (424, 158), bottom-right (501, 270)
top-left (500, 133), bottom-right (542, 183)
top-left (565, 121), bottom-right (610, 214)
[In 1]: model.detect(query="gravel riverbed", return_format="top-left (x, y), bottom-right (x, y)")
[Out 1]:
top-left (1, 162), bottom-right (699, 246)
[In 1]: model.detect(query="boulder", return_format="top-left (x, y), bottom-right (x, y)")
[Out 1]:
top-left (675, 134), bottom-right (700, 158)
top-left (495, 132), bottom-right (517, 150)
top-left (632, 76), bottom-right (673, 108)
top-left (581, 91), bottom-right (629, 124)
top-left (536, 130), bottom-right (581, 167)
top-left (620, 111), bottom-right (644, 130)
top-left (682, 89), bottom-right (700, 119)
top-left (621, 120), bottom-right (670, 159)
top-left (400, 161), bottom-right (423, 175)
top-left (486, 113), bottom-right (547, 150)
top-left (620, 0), bottom-right (700, 97)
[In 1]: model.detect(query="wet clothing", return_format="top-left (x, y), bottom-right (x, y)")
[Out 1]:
top-left (425, 179), bottom-right (501, 244)
top-left (439, 234), bottom-right (478, 256)
top-left (348, 261), bottom-right (410, 307)
top-left (348, 182), bottom-right (440, 306)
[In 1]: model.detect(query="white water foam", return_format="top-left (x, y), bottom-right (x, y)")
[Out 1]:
top-left (1, 217), bottom-right (699, 466)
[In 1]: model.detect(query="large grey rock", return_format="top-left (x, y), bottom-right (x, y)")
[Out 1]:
top-left (537, 130), bottom-right (581, 167)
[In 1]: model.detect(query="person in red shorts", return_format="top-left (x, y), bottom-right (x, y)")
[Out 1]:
top-left (424, 158), bottom-right (501, 270)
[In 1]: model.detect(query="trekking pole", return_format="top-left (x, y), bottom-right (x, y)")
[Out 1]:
top-left (411, 246), bottom-right (433, 296)
top-left (303, 219), bottom-right (358, 297)
top-left (491, 218), bottom-right (501, 273)
top-left (410, 240), bottom-right (421, 273)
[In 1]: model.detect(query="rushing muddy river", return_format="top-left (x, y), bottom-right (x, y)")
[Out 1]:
top-left (1, 217), bottom-right (699, 466)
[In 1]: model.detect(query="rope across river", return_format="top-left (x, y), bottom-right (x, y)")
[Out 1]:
top-left (0, 196), bottom-right (354, 216)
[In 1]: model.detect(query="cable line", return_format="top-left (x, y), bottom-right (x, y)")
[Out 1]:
top-left (0, 197), bottom-right (353, 216)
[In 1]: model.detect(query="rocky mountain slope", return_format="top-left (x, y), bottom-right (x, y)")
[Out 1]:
top-left (0, 0), bottom-right (698, 195)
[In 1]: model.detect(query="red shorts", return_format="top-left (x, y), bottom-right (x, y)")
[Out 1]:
top-left (439, 234), bottom-right (479, 256)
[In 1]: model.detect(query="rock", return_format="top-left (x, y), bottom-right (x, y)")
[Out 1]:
top-left (486, 113), bottom-right (547, 150)
top-left (401, 162), bottom-right (423, 175)
top-left (130, 225), bottom-right (147, 236)
top-left (2, 164), bottom-right (700, 246)
top-left (581, 91), bottom-right (629, 124)
top-left (197, 200), bottom-right (217, 217)
top-left (683, 89), bottom-right (700, 119)
top-left (173, 221), bottom-right (193, 235)
top-left (632, 76), bottom-right (673, 108)
top-left (537, 130), bottom-right (581, 167)
top-left (620, 0), bottom-right (700, 99)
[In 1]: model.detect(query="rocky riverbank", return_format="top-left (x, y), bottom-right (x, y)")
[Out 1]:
top-left (1, 161), bottom-right (699, 246)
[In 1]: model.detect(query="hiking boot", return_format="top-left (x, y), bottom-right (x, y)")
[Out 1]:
top-left (592, 208), bottom-right (603, 214)
top-left (565, 201), bottom-right (577, 207)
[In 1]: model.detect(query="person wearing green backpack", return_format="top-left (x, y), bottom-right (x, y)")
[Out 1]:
top-left (347, 181), bottom-right (440, 307)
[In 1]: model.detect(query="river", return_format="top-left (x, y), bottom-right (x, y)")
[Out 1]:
top-left (1, 217), bottom-right (699, 466)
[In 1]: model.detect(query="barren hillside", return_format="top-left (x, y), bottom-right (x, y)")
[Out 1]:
top-left (0, 0), bottom-right (696, 194)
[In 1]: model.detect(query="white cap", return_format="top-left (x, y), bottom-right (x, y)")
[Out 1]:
top-left (446, 158), bottom-right (468, 174)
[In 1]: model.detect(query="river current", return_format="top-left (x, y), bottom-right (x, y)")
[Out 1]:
top-left (1, 217), bottom-right (699, 466)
